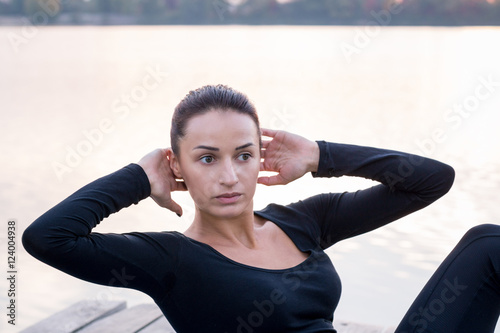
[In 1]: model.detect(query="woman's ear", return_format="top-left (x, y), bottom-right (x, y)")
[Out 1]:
top-left (167, 148), bottom-right (183, 179)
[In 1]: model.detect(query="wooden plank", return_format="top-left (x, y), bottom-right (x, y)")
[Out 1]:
top-left (139, 316), bottom-right (176, 333)
top-left (77, 303), bottom-right (163, 333)
top-left (137, 317), bottom-right (396, 333)
top-left (20, 300), bottom-right (126, 333)
top-left (21, 298), bottom-right (397, 333)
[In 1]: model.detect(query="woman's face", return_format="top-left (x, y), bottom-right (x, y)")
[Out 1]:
top-left (172, 109), bottom-right (261, 219)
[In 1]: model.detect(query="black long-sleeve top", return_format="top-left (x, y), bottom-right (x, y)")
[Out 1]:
top-left (22, 141), bottom-right (455, 332)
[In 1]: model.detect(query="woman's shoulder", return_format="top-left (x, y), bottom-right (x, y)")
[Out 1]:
top-left (255, 199), bottom-right (327, 250)
top-left (255, 193), bottom-right (337, 223)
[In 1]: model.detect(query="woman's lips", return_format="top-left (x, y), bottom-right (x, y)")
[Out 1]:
top-left (216, 193), bottom-right (242, 204)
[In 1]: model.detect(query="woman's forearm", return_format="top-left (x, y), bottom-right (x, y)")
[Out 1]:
top-left (312, 141), bottom-right (455, 203)
top-left (22, 164), bottom-right (150, 264)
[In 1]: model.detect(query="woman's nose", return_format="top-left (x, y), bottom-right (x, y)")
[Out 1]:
top-left (219, 160), bottom-right (239, 186)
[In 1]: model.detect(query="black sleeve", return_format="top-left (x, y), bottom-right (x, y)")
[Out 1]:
top-left (22, 164), bottom-right (178, 299)
top-left (289, 141), bottom-right (455, 249)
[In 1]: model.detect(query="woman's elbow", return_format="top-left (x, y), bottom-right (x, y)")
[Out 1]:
top-left (440, 163), bottom-right (455, 195)
top-left (427, 162), bottom-right (455, 201)
top-left (22, 222), bottom-right (50, 260)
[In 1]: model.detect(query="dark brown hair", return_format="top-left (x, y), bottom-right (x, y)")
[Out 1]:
top-left (170, 84), bottom-right (261, 155)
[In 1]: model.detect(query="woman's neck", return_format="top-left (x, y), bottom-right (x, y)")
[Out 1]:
top-left (184, 207), bottom-right (263, 249)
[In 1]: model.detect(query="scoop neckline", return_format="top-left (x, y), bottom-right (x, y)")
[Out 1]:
top-left (173, 231), bottom-right (314, 273)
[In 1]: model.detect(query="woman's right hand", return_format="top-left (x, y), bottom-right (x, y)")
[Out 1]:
top-left (137, 148), bottom-right (187, 216)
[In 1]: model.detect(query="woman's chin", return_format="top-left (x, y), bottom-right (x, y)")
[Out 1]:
top-left (203, 203), bottom-right (252, 220)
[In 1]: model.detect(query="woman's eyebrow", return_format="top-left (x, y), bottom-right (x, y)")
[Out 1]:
top-left (235, 143), bottom-right (254, 150)
top-left (193, 145), bottom-right (219, 151)
top-left (192, 143), bottom-right (254, 151)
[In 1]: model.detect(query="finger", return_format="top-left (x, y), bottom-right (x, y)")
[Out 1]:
top-left (261, 140), bottom-right (272, 149)
top-left (173, 180), bottom-right (188, 191)
top-left (257, 176), bottom-right (271, 186)
top-left (261, 128), bottom-right (278, 138)
top-left (164, 199), bottom-right (183, 217)
top-left (257, 174), bottom-right (287, 186)
top-left (260, 161), bottom-right (275, 172)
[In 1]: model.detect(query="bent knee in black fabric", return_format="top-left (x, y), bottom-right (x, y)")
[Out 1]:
top-left (396, 224), bottom-right (500, 333)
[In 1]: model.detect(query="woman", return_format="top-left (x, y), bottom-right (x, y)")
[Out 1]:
top-left (23, 85), bottom-right (499, 332)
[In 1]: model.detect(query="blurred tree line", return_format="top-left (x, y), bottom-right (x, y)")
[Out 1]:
top-left (0, 0), bottom-right (499, 25)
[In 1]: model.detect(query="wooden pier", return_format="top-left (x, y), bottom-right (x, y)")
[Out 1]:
top-left (20, 299), bottom-right (396, 333)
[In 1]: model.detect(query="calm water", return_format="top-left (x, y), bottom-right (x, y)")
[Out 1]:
top-left (1, 25), bottom-right (500, 332)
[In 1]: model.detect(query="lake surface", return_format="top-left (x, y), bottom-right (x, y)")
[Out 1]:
top-left (1, 25), bottom-right (499, 332)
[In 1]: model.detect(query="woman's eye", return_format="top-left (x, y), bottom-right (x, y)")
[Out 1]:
top-left (238, 153), bottom-right (251, 161)
top-left (200, 156), bottom-right (214, 164)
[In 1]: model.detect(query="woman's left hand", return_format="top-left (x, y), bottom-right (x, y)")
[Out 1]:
top-left (258, 128), bottom-right (320, 186)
